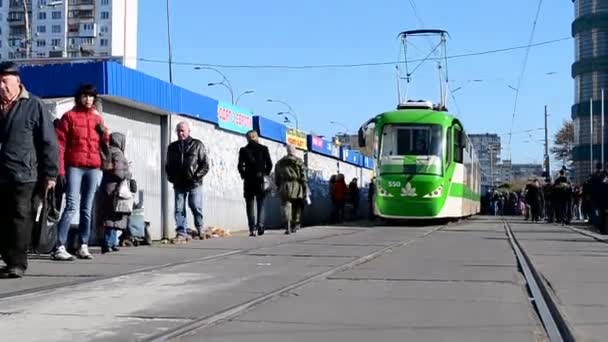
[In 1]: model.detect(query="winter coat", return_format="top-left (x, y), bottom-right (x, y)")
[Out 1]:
top-left (274, 155), bottom-right (307, 202)
top-left (165, 137), bottom-right (210, 190)
top-left (238, 141), bottom-right (272, 197)
top-left (55, 106), bottom-right (108, 176)
top-left (100, 132), bottom-right (133, 230)
top-left (0, 86), bottom-right (58, 184)
top-left (348, 181), bottom-right (360, 204)
top-left (333, 181), bottom-right (348, 203)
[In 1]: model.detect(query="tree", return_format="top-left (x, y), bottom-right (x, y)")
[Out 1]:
top-left (551, 120), bottom-right (574, 168)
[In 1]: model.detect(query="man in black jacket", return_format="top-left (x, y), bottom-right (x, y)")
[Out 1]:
top-left (0, 62), bottom-right (58, 278)
top-left (238, 130), bottom-right (272, 236)
top-left (165, 121), bottom-right (210, 242)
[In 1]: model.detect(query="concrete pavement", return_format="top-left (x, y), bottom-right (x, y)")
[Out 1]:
top-left (5, 217), bottom-right (596, 341)
top-left (178, 217), bottom-right (545, 342)
top-left (509, 220), bottom-right (608, 341)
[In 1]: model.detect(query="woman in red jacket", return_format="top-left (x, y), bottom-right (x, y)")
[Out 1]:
top-left (53, 84), bottom-right (108, 261)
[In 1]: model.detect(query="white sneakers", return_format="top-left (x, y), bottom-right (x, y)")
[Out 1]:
top-left (76, 245), bottom-right (93, 259)
top-left (52, 245), bottom-right (93, 261)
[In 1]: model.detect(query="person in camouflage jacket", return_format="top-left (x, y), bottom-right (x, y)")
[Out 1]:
top-left (274, 145), bottom-right (308, 234)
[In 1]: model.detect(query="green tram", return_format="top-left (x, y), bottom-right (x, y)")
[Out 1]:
top-left (358, 101), bottom-right (481, 219)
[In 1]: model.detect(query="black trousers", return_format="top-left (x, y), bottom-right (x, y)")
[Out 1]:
top-left (0, 182), bottom-right (37, 270)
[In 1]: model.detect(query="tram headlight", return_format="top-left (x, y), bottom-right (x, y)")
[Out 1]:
top-left (423, 185), bottom-right (443, 198)
top-left (377, 185), bottom-right (394, 197)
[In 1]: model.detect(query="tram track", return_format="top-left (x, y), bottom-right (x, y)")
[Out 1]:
top-left (0, 229), bottom-right (368, 300)
top-left (139, 224), bottom-right (448, 342)
top-left (503, 221), bottom-right (575, 342)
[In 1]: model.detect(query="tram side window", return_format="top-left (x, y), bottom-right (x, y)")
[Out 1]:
top-left (454, 128), bottom-right (464, 164)
top-left (446, 127), bottom-right (452, 165)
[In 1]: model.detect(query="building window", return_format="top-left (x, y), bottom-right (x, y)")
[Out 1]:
top-left (38, 12), bottom-right (46, 20)
top-left (81, 37), bottom-right (94, 45)
top-left (52, 24), bottom-right (61, 33)
top-left (83, 23), bottom-right (94, 30)
top-left (100, 11), bottom-right (109, 19)
top-left (101, 0), bottom-right (109, 5)
top-left (100, 25), bottom-right (108, 33)
top-left (51, 38), bottom-right (61, 46)
top-left (37, 25), bottom-right (46, 33)
top-left (38, 0), bottom-right (47, 5)
top-left (52, 11), bottom-right (61, 19)
top-left (37, 52), bottom-right (46, 58)
top-left (100, 38), bottom-right (108, 46)
top-left (36, 39), bottom-right (46, 47)
top-left (68, 51), bottom-right (78, 57)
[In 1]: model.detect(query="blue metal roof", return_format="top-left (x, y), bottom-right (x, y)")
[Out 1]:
top-left (20, 61), bottom-right (218, 123)
top-left (19, 61), bottom-right (367, 167)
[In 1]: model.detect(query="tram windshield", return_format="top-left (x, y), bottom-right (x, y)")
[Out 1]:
top-left (380, 124), bottom-right (443, 175)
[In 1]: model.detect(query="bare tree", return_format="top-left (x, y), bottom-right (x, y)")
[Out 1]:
top-left (550, 120), bottom-right (574, 168)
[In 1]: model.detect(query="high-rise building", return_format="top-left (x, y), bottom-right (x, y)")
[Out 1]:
top-left (0, 0), bottom-right (137, 68)
top-left (571, 0), bottom-right (608, 182)
top-left (470, 133), bottom-right (501, 189)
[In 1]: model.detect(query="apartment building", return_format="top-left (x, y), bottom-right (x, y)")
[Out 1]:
top-left (0, 0), bottom-right (137, 68)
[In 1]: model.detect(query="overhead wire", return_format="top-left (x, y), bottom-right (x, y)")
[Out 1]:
top-left (507, 0), bottom-right (544, 160)
top-left (137, 37), bottom-right (570, 69)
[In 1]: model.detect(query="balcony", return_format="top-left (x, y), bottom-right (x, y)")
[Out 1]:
top-left (9, 1), bottom-right (32, 10)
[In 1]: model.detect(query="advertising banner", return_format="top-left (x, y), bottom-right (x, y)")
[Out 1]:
top-left (217, 101), bottom-right (253, 134)
top-left (286, 128), bottom-right (307, 150)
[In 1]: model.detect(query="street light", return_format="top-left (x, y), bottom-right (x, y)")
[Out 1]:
top-left (277, 111), bottom-right (299, 131)
top-left (268, 98), bottom-right (299, 130)
top-left (329, 121), bottom-right (350, 134)
top-left (208, 82), bottom-right (234, 105)
top-left (235, 90), bottom-right (254, 105)
top-left (195, 66), bottom-right (236, 104)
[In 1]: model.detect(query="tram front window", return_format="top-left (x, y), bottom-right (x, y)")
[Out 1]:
top-left (380, 124), bottom-right (443, 175)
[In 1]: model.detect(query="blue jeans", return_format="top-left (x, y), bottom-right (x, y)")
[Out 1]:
top-left (57, 167), bottom-right (102, 247)
top-left (104, 228), bottom-right (118, 248)
top-left (175, 185), bottom-right (204, 236)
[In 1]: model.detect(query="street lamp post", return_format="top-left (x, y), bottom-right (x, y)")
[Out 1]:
top-left (235, 90), bottom-right (254, 105)
top-left (208, 82), bottom-right (234, 105)
top-left (277, 111), bottom-right (298, 131)
top-left (195, 66), bottom-right (239, 104)
top-left (268, 99), bottom-right (298, 130)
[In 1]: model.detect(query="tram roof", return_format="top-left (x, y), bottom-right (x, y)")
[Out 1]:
top-left (378, 109), bottom-right (456, 126)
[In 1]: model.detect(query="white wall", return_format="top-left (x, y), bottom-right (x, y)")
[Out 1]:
top-left (44, 99), bottom-right (373, 242)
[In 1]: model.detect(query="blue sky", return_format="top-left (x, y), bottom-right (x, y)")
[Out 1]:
top-left (137, 0), bottom-right (573, 164)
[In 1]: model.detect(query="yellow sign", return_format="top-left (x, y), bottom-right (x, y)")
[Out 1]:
top-left (286, 128), bottom-right (307, 150)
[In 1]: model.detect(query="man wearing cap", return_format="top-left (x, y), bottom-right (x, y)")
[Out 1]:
top-left (0, 62), bottom-right (58, 278)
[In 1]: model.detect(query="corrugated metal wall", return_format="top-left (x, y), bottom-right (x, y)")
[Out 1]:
top-left (101, 100), bottom-right (164, 240)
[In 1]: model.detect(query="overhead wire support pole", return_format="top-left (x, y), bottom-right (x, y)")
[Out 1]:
top-left (166, 0), bottom-right (174, 84)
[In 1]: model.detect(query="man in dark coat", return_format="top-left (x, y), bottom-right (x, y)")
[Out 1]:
top-left (238, 130), bottom-right (273, 237)
top-left (165, 121), bottom-right (210, 242)
top-left (0, 62), bottom-right (58, 278)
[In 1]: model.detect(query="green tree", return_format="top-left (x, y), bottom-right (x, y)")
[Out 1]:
top-left (551, 120), bottom-right (574, 168)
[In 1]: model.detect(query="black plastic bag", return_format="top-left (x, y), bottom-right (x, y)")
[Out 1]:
top-left (31, 189), bottom-right (59, 254)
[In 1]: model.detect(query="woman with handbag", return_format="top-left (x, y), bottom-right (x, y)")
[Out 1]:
top-left (53, 84), bottom-right (108, 261)
top-left (99, 132), bottom-right (136, 253)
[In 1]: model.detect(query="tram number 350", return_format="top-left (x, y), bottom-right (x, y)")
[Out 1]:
top-left (387, 181), bottom-right (402, 188)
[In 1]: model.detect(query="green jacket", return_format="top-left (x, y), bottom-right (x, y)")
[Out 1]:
top-left (275, 155), bottom-right (308, 201)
